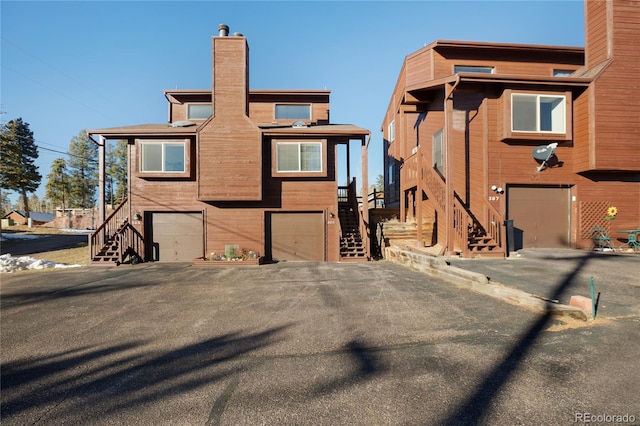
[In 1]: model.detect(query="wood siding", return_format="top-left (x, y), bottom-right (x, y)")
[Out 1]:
top-left (590, 0), bottom-right (640, 170)
top-left (197, 117), bottom-right (262, 200)
top-left (128, 137), bottom-right (342, 261)
top-left (572, 89), bottom-right (591, 172)
top-left (585, 0), bottom-right (610, 67)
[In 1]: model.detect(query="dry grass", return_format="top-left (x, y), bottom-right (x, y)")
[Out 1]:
top-left (3, 225), bottom-right (91, 270)
top-left (30, 245), bottom-right (90, 266)
top-left (1, 224), bottom-right (74, 235)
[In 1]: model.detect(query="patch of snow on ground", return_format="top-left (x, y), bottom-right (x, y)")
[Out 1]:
top-left (0, 233), bottom-right (46, 242)
top-left (1, 253), bottom-right (82, 273)
top-left (1, 231), bottom-right (86, 273)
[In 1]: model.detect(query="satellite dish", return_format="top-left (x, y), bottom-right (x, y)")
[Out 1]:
top-left (532, 142), bottom-right (558, 172)
top-left (292, 120), bottom-right (308, 128)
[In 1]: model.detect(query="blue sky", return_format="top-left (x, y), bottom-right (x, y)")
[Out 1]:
top-left (1, 0), bottom-right (585, 205)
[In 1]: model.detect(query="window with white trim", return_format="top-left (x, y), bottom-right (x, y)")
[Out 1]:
top-left (433, 129), bottom-right (444, 176)
top-left (275, 104), bottom-right (311, 120)
top-left (388, 120), bottom-right (395, 142)
top-left (140, 141), bottom-right (186, 172)
top-left (511, 94), bottom-right (566, 133)
top-left (187, 104), bottom-right (212, 120)
top-left (276, 142), bottom-right (322, 172)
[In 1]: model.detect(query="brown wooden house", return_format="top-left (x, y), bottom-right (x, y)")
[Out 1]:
top-left (88, 25), bottom-right (370, 264)
top-left (381, 0), bottom-right (639, 257)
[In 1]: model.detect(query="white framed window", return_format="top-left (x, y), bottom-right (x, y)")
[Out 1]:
top-left (276, 142), bottom-right (322, 172)
top-left (511, 94), bottom-right (566, 133)
top-left (140, 141), bottom-right (186, 173)
top-left (454, 65), bottom-right (494, 74)
top-left (275, 104), bottom-right (311, 120)
top-left (388, 120), bottom-right (395, 142)
top-left (433, 129), bottom-right (444, 176)
top-left (187, 104), bottom-right (212, 120)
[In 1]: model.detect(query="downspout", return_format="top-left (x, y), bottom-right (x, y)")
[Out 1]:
top-left (444, 75), bottom-right (460, 256)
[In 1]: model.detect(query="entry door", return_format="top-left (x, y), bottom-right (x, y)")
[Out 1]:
top-left (151, 212), bottom-right (203, 261)
top-left (507, 186), bottom-right (570, 249)
top-left (269, 212), bottom-right (325, 261)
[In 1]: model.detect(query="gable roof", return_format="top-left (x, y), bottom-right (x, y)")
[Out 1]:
top-left (4, 211), bottom-right (56, 223)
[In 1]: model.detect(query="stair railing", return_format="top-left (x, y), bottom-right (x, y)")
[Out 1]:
top-left (484, 201), bottom-right (505, 250)
top-left (115, 222), bottom-right (145, 264)
top-left (89, 197), bottom-right (129, 260)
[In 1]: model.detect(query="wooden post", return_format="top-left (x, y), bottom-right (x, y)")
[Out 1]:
top-left (444, 85), bottom-right (454, 255)
top-left (98, 136), bottom-right (106, 226)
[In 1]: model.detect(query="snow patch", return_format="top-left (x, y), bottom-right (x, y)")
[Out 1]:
top-left (0, 253), bottom-right (82, 273)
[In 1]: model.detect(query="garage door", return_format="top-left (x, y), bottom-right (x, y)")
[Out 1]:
top-left (269, 212), bottom-right (324, 261)
top-left (507, 186), bottom-right (570, 249)
top-left (152, 212), bottom-right (203, 261)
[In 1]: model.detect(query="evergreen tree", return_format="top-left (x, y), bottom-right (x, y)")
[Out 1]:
top-left (0, 190), bottom-right (12, 217)
top-left (0, 118), bottom-right (42, 219)
top-left (107, 139), bottom-right (128, 205)
top-left (28, 193), bottom-right (41, 212)
top-left (67, 130), bottom-right (98, 208)
top-left (45, 158), bottom-right (70, 210)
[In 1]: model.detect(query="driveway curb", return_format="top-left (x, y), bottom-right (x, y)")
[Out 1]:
top-left (384, 247), bottom-right (588, 321)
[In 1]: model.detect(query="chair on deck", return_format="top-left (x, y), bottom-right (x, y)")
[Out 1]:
top-left (618, 228), bottom-right (640, 252)
top-left (589, 226), bottom-right (615, 251)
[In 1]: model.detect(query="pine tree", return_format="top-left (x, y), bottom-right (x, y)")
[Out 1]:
top-left (107, 139), bottom-right (128, 205)
top-left (67, 130), bottom-right (98, 208)
top-left (0, 118), bottom-right (42, 219)
top-left (28, 193), bottom-right (41, 212)
top-left (45, 158), bottom-right (70, 211)
top-left (0, 190), bottom-right (12, 217)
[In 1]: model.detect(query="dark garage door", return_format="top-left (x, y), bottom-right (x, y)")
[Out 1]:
top-left (152, 212), bottom-right (203, 261)
top-left (507, 186), bottom-right (570, 249)
top-left (269, 212), bottom-right (324, 261)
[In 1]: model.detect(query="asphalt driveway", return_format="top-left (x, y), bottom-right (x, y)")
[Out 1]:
top-left (1, 261), bottom-right (638, 425)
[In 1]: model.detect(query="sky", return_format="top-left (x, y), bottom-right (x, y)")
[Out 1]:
top-left (1, 0), bottom-right (585, 206)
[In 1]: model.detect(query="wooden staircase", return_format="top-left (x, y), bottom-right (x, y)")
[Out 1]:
top-left (467, 221), bottom-right (503, 257)
top-left (338, 202), bottom-right (367, 261)
top-left (89, 198), bottom-right (144, 266)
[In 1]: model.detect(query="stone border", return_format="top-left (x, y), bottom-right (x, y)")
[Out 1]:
top-left (384, 247), bottom-right (588, 321)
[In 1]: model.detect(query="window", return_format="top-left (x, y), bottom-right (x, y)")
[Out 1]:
top-left (388, 120), bottom-right (395, 142)
top-left (553, 69), bottom-right (574, 77)
top-left (512, 94), bottom-right (565, 133)
top-left (433, 129), bottom-right (444, 176)
top-left (275, 104), bottom-right (311, 120)
top-left (276, 142), bottom-right (322, 172)
top-left (454, 65), bottom-right (494, 74)
top-left (140, 141), bottom-right (186, 172)
top-left (187, 104), bottom-right (212, 120)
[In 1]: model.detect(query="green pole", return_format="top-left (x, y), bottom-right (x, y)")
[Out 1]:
top-left (590, 276), bottom-right (596, 320)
